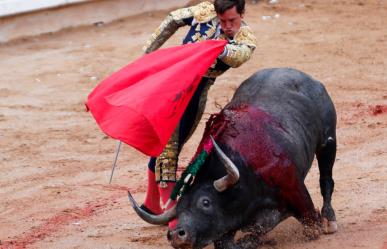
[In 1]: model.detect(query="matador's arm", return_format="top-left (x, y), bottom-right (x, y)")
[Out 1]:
top-left (218, 25), bottom-right (257, 68)
top-left (143, 2), bottom-right (214, 54)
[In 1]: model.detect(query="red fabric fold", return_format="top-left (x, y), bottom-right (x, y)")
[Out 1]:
top-left (86, 40), bottom-right (227, 156)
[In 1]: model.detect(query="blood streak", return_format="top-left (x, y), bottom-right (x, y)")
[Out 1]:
top-left (219, 106), bottom-right (315, 217)
top-left (1, 192), bottom-right (124, 249)
top-left (369, 104), bottom-right (387, 116)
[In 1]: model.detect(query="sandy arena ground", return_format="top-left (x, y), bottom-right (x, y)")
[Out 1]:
top-left (0, 0), bottom-right (386, 248)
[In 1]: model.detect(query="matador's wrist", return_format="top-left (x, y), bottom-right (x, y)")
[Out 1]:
top-left (218, 46), bottom-right (228, 59)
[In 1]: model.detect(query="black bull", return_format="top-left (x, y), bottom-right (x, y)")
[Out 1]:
top-left (129, 68), bottom-right (338, 249)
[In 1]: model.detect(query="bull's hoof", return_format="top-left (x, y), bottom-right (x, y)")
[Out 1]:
top-left (322, 218), bottom-right (338, 234)
top-left (303, 223), bottom-right (321, 240)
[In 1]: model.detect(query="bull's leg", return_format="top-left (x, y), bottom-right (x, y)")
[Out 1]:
top-left (213, 230), bottom-right (239, 249)
top-left (236, 209), bottom-right (289, 248)
top-left (275, 166), bottom-right (322, 239)
top-left (286, 185), bottom-right (322, 240)
top-left (213, 210), bottom-right (289, 249)
top-left (316, 137), bottom-right (337, 234)
top-left (214, 232), bottom-right (265, 249)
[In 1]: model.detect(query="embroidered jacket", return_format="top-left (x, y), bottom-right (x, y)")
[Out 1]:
top-left (143, 1), bottom-right (257, 79)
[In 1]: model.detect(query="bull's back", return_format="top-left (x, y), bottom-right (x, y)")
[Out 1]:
top-left (225, 68), bottom-right (336, 173)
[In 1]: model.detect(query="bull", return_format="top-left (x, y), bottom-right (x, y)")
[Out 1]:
top-left (128, 68), bottom-right (338, 249)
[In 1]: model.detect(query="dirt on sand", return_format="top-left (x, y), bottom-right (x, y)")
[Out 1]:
top-left (0, 0), bottom-right (386, 248)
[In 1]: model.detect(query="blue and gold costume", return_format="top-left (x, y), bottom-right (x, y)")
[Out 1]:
top-left (144, 1), bottom-right (257, 185)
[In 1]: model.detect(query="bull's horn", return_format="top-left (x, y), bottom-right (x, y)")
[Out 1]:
top-left (210, 136), bottom-right (240, 192)
top-left (127, 191), bottom-right (176, 225)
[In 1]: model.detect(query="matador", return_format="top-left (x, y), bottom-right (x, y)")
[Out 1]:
top-left (141, 0), bottom-right (257, 222)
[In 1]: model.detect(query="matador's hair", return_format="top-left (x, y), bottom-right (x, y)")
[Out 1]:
top-left (214, 0), bottom-right (245, 15)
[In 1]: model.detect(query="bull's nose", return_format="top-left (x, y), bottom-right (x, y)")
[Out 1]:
top-left (168, 228), bottom-right (188, 241)
top-left (168, 227), bottom-right (191, 248)
top-left (177, 228), bottom-right (187, 241)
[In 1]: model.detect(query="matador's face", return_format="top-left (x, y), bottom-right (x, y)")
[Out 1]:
top-left (217, 6), bottom-right (244, 38)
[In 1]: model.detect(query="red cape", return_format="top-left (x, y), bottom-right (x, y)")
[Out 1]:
top-left (86, 40), bottom-right (227, 157)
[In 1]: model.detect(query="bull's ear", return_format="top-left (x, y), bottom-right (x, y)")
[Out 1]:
top-left (127, 191), bottom-right (176, 225)
top-left (210, 136), bottom-right (240, 192)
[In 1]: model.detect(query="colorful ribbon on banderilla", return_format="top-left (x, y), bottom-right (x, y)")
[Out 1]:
top-left (169, 137), bottom-right (214, 202)
top-left (164, 112), bottom-right (228, 207)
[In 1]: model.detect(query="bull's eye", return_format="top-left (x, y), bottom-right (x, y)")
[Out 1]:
top-left (197, 196), bottom-right (213, 213)
top-left (203, 199), bottom-right (211, 208)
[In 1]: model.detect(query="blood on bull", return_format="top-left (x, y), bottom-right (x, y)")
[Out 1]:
top-left (129, 68), bottom-right (338, 249)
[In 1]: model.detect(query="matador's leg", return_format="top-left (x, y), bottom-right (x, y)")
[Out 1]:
top-left (143, 77), bottom-right (214, 216)
top-left (155, 77), bottom-right (214, 203)
top-left (142, 157), bottom-right (163, 214)
top-left (179, 77), bottom-right (214, 147)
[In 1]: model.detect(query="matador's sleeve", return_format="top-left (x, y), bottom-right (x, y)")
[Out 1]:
top-left (143, 2), bottom-right (214, 54)
top-left (219, 26), bottom-right (257, 68)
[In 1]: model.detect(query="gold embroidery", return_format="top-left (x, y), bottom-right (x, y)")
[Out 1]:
top-left (143, 15), bottom-right (180, 53)
top-left (155, 126), bottom-right (179, 182)
top-left (234, 25), bottom-right (257, 48)
top-left (204, 20), bottom-right (217, 38)
top-left (170, 7), bottom-right (194, 24)
top-left (195, 23), bottom-right (201, 32)
top-left (220, 26), bottom-right (257, 68)
top-left (191, 32), bottom-right (203, 42)
top-left (192, 1), bottom-right (216, 23)
top-left (143, 5), bottom-right (197, 53)
top-left (143, 2), bottom-right (218, 53)
top-left (190, 19), bottom-right (217, 42)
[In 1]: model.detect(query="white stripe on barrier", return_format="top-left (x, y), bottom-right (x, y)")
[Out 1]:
top-left (0, 0), bottom-right (90, 17)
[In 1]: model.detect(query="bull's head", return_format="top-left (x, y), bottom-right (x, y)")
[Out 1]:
top-left (127, 136), bottom-right (240, 224)
top-left (168, 183), bottom-right (230, 248)
top-left (128, 138), bottom-right (259, 248)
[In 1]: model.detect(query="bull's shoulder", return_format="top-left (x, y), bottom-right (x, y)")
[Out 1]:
top-left (227, 67), bottom-right (336, 139)
top-left (247, 68), bottom-right (324, 92)
top-left (230, 68), bottom-right (329, 105)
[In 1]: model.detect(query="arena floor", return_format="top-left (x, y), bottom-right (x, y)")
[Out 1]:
top-left (0, 0), bottom-right (386, 248)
